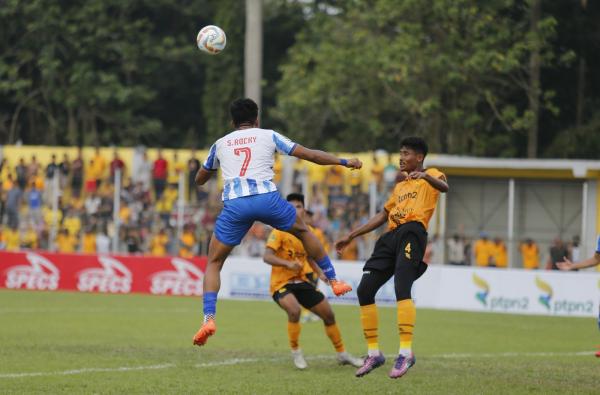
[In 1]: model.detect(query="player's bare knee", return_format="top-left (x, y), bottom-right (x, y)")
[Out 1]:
top-left (287, 309), bottom-right (301, 322)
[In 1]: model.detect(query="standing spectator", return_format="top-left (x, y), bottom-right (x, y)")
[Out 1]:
top-left (188, 150), bottom-right (201, 201)
top-left (81, 227), bottom-right (97, 254)
top-left (4, 226), bottom-right (20, 251)
top-left (21, 224), bottom-right (38, 250)
top-left (150, 228), bottom-right (169, 256)
top-left (84, 191), bottom-right (101, 221)
top-left (59, 153), bottom-right (71, 189)
top-left (96, 227), bottom-right (111, 253)
top-left (6, 183), bottom-right (22, 229)
top-left (15, 158), bottom-right (28, 190)
top-left (491, 237), bottom-right (508, 268)
top-left (463, 238), bottom-right (473, 266)
top-left (137, 151), bottom-right (153, 192)
top-left (125, 228), bottom-right (142, 254)
top-left (520, 238), bottom-right (540, 269)
top-left (27, 155), bottom-right (40, 180)
top-left (348, 168), bottom-right (362, 196)
top-left (27, 182), bottom-right (43, 226)
top-left (569, 235), bottom-right (581, 263)
top-left (447, 234), bottom-right (465, 265)
top-left (383, 153), bottom-right (399, 195)
top-left (168, 151), bottom-right (185, 187)
top-left (56, 228), bottom-right (77, 253)
top-left (84, 159), bottom-right (98, 194)
top-left (474, 233), bottom-right (493, 267)
top-left (546, 237), bottom-right (569, 270)
top-left (110, 150), bottom-right (126, 184)
top-left (178, 224), bottom-right (196, 258)
top-left (44, 154), bottom-right (59, 204)
top-left (370, 155), bottom-right (384, 192)
top-left (152, 149), bottom-right (168, 199)
top-left (71, 148), bottom-right (84, 198)
top-left (92, 147), bottom-right (107, 188)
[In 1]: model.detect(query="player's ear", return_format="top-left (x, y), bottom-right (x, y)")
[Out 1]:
top-left (417, 153), bottom-right (425, 164)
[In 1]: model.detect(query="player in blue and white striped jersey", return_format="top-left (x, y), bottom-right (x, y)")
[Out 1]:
top-left (557, 235), bottom-right (600, 357)
top-left (193, 98), bottom-right (362, 347)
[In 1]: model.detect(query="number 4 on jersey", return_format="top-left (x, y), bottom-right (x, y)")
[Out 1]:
top-left (234, 147), bottom-right (252, 176)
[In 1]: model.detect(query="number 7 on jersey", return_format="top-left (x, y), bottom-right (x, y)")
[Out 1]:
top-left (234, 147), bottom-right (252, 176)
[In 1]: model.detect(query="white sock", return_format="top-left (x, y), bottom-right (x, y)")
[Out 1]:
top-left (367, 349), bottom-right (380, 357)
top-left (399, 347), bottom-right (412, 357)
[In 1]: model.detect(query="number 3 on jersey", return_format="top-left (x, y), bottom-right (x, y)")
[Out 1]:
top-left (234, 147), bottom-right (252, 176)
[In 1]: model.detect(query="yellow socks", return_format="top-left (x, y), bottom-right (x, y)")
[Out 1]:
top-left (397, 299), bottom-right (416, 356)
top-left (324, 323), bottom-right (344, 352)
top-left (288, 321), bottom-right (301, 350)
top-left (360, 304), bottom-right (380, 355)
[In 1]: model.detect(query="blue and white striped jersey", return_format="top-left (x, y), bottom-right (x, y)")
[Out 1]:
top-left (203, 128), bottom-right (297, 201)
top-left (596, 235), bottom-right (600, 254)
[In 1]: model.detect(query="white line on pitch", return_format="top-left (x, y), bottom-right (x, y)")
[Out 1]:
top-left (0, 364), bottom-right (175, 379)
top-left (0, 351), bottom-right (593, 379)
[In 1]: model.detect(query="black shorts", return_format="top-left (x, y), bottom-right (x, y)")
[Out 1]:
top-left (364, 221), bottom-right (428, 277)
top-left (272, 282), bottom-right (324, 309)
top-left (305, 272), bottom-right (319, 287)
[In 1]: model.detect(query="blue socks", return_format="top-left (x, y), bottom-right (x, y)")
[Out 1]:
top-left (315, 256), bottom-right (337, 280)
top-left (203, 291), bottom-right (218, 322)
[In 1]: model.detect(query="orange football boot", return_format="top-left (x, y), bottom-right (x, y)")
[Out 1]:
top-left (193, 319), bottom-right (216, 346)
top-left (330, 279), bottom-right (352, 296)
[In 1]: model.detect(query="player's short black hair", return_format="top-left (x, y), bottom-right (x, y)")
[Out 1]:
top-left (286, 193), bottom-right (305, 206)
top-left (400, 136), bottom-right (428, 157)
top-left (230, 98), bottom-right (258, 127)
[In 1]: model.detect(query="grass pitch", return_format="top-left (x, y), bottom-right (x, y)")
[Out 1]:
top-left (0, 290), bottom-right (598, 394)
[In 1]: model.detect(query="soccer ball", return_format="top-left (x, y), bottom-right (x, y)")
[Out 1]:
top-left (196, 25), bottom-right (226, 55)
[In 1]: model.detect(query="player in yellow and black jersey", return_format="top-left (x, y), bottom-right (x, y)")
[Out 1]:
top-left (336, 137), bottom-right (448, 379)
top-left (264, 193), bottom-right (363, 370)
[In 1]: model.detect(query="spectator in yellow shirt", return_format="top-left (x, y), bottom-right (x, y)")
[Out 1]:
top-left (371, 155), bottom-right (384, 191)
top-left (150, 229), bottom-right (169, 256)
top-left (92, 147), bottom-right (107, 187)
top-left (21, 226), bottom-right (38, 250)
top-left (520, 239), bottom-right (539, 269)
top-left (474, 233), bottom-right (494, 267)
top-left (63, 209), bottom-right (82, 237)
top-left (4, 227), bottom-right (20, 251)
top-left (119, 201), bottom-right (131, 226)
top-left (168, 151), bottom-right (185, 187)
top-left (491, 237), bottom-right (508, 268)
top-left (179, 225), bottom-right (196, 258)
top-left (56, 228), bottom-right (78, 253)
top-left (81, 228), bottom-right (97, 254)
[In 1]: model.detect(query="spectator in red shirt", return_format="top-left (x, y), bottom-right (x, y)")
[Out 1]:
top-left (152, 149), bottom-right (168, 200)
top-left (110, 150), bottom-right (126, 183)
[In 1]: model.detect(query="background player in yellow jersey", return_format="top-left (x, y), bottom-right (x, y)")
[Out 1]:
top-left (336, 137), bottom-right (448, 379)
top-left (264, 193), bottom-right (363, 370)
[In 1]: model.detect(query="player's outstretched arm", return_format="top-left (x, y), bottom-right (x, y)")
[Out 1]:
top-left (195, 167), bottom-right (215, 186)
top-left (409, 171), bottom-right (449, 192)
top-left (290, 145), bottom-right (362, 169)
top-left (263, 247), bottom-right (303, 272)
top-left (557, 253), bottom-right (600, 271)
top-left (335, 210), bottom-right (387, 254)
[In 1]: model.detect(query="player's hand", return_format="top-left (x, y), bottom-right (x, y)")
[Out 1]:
top-left (556, 257), bottom-right (574, 271)
top-left (409, 171), bottom-right (427, 180)
top-left (335, 235), bottom-right (352, 255)
top-left (345, 158), bottom-right (362, 170)
top-left (286, 260), bottom-right (303, 273)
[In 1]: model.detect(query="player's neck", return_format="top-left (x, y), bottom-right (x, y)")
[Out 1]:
top-left (237, 122), bottom-right (256, 130)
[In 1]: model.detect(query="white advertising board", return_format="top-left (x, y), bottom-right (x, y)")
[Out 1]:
top-left (220, 258), bottom-right (600, 318)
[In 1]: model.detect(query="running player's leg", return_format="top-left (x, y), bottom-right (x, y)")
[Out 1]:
top-left (308, 297), bottom-right (363, 367)
top-left (193, 235), bottom-right (234, 346)
top-left (286, 215), bottom-right (351, 295)
top-left (389, 230), bottom-right (425, 378)
top-left (193, 200), bottom-right (252, 347)
top-left (275, 291), bottom-right (306, 369)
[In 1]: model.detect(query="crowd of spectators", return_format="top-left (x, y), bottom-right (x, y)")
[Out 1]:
top-left (0, 148), bottom-right (586, 269)
top-left (0, 147), bottom-right (220, 257)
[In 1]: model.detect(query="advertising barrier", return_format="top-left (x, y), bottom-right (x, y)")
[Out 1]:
top-left (1, 252), bottom-right (598, 317)
top-left (219, 257), bottom-right (600, 318)
top-left (0, 251), bottom-right (206, 296)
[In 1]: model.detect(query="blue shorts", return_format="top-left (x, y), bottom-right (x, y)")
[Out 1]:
top-left (214, 191), bottom-right (297, 246)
